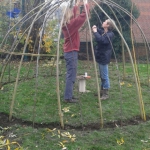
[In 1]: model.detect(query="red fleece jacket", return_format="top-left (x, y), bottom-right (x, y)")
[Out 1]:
top-left (62, 4), bottom-right (89, 52)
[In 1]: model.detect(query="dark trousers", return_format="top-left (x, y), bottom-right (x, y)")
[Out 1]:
top-left (64, 51), bottom-right (78, 100)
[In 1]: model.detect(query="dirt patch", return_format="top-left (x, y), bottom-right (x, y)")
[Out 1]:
top-left (0, 112), bottom-right (61, 129)
top-left (0, 112), bottom-right (149, 130)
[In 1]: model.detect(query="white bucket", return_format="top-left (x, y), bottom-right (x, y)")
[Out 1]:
top-left (78, 79), bottom-right (86, 92)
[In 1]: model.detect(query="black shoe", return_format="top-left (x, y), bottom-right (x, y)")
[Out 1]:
top-left (72, 96), bottom-right (78, 100)
top-left (64, 99), bottom-right (78, 103)
top-left (94, 93), bottom-right (98, 96)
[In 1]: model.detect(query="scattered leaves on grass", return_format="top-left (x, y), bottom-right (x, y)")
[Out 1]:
top-left (120, 82), bottom-right (132, 87)
top-left (116, 137), bottom-right (124, 145)
top-left (42, 59), bottom-right (62, 67)
top-left (46, 128), bottom-right (56, 132)
top-left (0, 136), bottom-right (22, 150)
top-left (120, 82), bottom-right (125, 86)
top-left (71, 114), bottom-right (76, 117)
top-left (0, 126), bottom-right (11, 131)
top-left (45, 128), bottom-right (76, 149)
top-left (6, 139), bottom-right (10, 150)
top-left (62, 107), bottom-right (70, 113)
top-left (141, 140), bottom-right (148, 143)
top-left (9, 133), bottom-right (17, 138)
top-left (61, 132), bottom-right (76, 141)
top-left (58, 142), bottom-right (66, 148)
top-left (41, 133), bottom-right (45, 139)
top-left (127, 83), bottom-right (132, 87)
top-left (0, 127), bottom-right (22, 150)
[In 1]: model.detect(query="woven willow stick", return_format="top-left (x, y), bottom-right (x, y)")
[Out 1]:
top-left (105, 4), bottom-right (126, 79)
top-left (104, 3), bottom-right (125, 126)
top-left (104, 0), bottom-right (150, 88)
top-left (9, 1), bottom-right (53, 121)
top-left (83, 0), bottom-right (104, 128)
top-left (94, 0), bottom-right (146, 121)
top-left (0, 50), bottom-right (56, 57)
top-left (130, 2), bottom-right (146, 121)
top-left (55, 0), bottom-right (71, 130)
top-left (106, 0), bottom-right (149, 120)
top-left (0, 4), bottom-right (53, 84)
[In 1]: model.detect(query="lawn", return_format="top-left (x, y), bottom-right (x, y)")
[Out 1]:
top-left (0, 59), bottom-right (150, 150)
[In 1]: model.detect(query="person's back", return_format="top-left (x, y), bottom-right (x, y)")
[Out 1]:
top-left (62, 3), bottom-right (89, 53)
top-left (62, 0), bottom-right (89, 103)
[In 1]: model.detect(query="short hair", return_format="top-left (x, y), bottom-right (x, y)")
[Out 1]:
top-left (107, 19), bottom-right (115, 31)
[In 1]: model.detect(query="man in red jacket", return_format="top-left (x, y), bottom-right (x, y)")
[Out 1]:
top-left (62, 0), bottom-right (89, 103)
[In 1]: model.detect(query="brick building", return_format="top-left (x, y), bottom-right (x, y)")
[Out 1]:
top-left (132, 0), bottom-right (150, 43)
top-left (130, 0), bottom-right (150, 59)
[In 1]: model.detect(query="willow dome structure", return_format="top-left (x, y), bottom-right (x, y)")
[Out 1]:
top-left (0, 0), bottom-right (150, 129)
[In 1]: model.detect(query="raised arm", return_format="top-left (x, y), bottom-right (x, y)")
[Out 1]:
top-left (73, 0), bottom-right (80, 18)
top-left (72, 3), bottom-right (89, 30)
top-left (76, 0), bottom-right (80, 6)
top-left (92, 25), bottom-right (104, 35)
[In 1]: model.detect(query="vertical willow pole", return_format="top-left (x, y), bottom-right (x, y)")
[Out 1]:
top-left (106, 4), bottom-right (126, 79)
top-left (9, 1), bottom-right (50, 121)
top-left (93, 0), bottom-right (146, 121)
top-left (108, 0), bottom-right (150, 87)
top-left (130, 2), bottom-right (146, 121)
top-left (83, 0), bottom-right (103, 128)
top-left (55, 1), bottom-right (72, 129)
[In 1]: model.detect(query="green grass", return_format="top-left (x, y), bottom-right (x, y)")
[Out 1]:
top-left (1, 59), bottom-right (150, 149)
top-left (1, 121), bottom-right (150, 150)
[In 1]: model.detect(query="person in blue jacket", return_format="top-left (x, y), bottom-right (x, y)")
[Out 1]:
top-left (92, 19), bottom-right (115, 100)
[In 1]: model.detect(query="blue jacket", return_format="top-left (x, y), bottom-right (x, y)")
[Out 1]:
top-left (93, 28), bottom-right (114, 65)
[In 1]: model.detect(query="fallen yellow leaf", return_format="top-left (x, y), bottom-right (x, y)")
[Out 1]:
top-left (120, 82), bottom-right (125, 86)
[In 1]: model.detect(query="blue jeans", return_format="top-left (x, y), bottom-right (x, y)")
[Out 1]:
top-left (64, 51), bottom-right (78, 100)
top-left (98, 64), bottom-right (110, 89)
